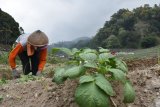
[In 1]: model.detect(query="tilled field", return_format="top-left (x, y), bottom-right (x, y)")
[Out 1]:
top-left (0, 58), bottom-right (160, 107)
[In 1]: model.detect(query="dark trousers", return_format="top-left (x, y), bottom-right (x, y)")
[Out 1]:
top-left (18, 51), bottom-right (40, 75)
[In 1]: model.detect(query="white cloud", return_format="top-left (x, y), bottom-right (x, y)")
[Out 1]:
top-left (0, 0), bottom-right (159, 43)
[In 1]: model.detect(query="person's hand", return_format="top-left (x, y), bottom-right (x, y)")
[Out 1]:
top-left (12, 69), bottom-right (20, 78)
top-left (36, 71), bottom-right (42, 76)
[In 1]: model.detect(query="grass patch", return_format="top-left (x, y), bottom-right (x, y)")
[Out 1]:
top-left (116, 45), bottom-right (160, 60)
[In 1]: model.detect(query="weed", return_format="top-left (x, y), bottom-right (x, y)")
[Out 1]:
top-left (0, 78), bottom-right (7, 85)
top-left (18, 73), bottom-right (41, 83)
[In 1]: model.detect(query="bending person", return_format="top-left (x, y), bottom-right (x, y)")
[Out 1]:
top-left (9, 30), bottom-right (49, 78)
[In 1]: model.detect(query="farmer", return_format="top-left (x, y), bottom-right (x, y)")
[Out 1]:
top-left (9, 30), bottom-right (49, 78)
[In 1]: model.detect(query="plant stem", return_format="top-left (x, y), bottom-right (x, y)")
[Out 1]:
top-left (110, 97), bottom-right (117, 107)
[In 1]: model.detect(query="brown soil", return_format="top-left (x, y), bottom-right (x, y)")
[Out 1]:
top-left (111, 64), bottom-right (160, 107)
top-left (127, 65), bottom-right (160, 107)
top-left (0, 58), bottom-right (160, 107)
top-left (126, 57), bottom-right (158, 71)
top-left (0, 78), bottom-right (78, 107)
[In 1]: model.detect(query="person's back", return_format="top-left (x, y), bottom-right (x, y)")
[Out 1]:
top-left (15, 33), bottom-right (30, 45)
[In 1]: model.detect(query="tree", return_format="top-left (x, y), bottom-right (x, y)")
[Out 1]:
top-left (90, 4), bottom-right (160, 49)
top-left (102, 35), bottom-right (121, 49)
top-left (0, 9), bottom-right (21, 45)
top-left (141, 36), bottom-right (159, 48)
top-left (19, 27), bottom-right (24, 34)
top-left (134, 21), bottom-right (150, 38)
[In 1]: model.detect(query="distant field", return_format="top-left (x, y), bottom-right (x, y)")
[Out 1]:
top-left (115, 45), bottom-right (160, 60)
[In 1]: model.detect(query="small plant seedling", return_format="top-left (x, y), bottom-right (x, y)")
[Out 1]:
top-left (0, 78), bottom-right (7, 85)
top-left (0, 95), bottom-right (3, 103)
top-left (18, 73), bottom-right (41, 83)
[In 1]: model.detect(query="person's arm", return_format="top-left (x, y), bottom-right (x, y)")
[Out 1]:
top-left (9, 43), bottom-right (23, 69)
top-left (38, 48), bottom-right (47, 71)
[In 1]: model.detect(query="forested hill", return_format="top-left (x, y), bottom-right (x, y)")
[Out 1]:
top-left (90, 4), bottom-right (160, 49)
top-left (0, 8), bottom-right (20, 46)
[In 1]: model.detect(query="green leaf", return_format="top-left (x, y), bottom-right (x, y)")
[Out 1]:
top-left (98, 53), bottom-right (110, 62)
top-left (108, 68), bottom-right (126, 83)
top-left (123, 82), bottom-right (135, 103)
top-left (18, 73), bottom-right (38, 83)
top-left (84, 61), bottom-right (98, 68)
top-left (52, 47), bottom-right (73, 55)
top-left (99, 47), bottom-right (110, 53)
top-left (95, 74), bottom-right (115, 96)
top-left (72, 48), bottom-right (79, 54)
top-left (107, 58), bottom-right (117, 68)
top-left (97, 66), bottom-right (108, 74)
top-left (79, 75), bottom-right (94, 84)
top-left (116, 59), bottom-right (128, 73)
top-left (75, 82), bottom-right (110, 107)
top-left (83, 48), bottom-right (97, 53)
top-left (67, 60), bottom-right (79, 65)
top-left (79, 53), bottom-right (97, 62)
top-left (64, 66), bottom-right (86, 79)
top-left (52, 68), bottom-right (66, 84)
top-left (60, 48), bottom-right (73, 56)
top-left (52, 48), bottom-right (60, 54)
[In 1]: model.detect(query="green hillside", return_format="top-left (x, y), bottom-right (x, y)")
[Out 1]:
top-left (90, 4), bottom-right (160, 49)
top-left (0, 8), bottom-right (20, 46)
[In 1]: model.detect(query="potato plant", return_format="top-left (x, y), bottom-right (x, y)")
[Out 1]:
top-left (52, 47), bottom-right (135, 107)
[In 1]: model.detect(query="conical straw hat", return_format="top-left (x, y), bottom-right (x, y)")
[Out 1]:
top-left (27, 30), bottom-right (49, 47)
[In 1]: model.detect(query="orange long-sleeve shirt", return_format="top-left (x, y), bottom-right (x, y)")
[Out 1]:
top-left (9, 43), bottom-right (47, 71)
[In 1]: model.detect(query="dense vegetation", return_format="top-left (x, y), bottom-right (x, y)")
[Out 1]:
top-left (0, 8), bottom-right (20, 45)
top-left (90, 4), bottom-right (160, 49)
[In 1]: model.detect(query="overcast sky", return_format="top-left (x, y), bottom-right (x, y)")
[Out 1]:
top-left (0, 0), bottom-right (159, 44)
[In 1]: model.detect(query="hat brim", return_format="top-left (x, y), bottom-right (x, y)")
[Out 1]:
top-left (27, 40), bottom-right (48, 47)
